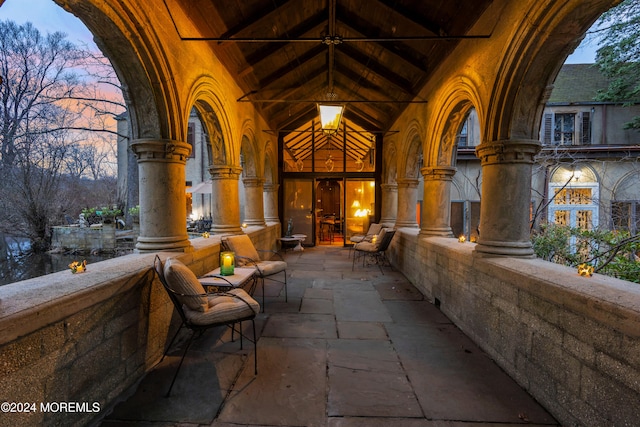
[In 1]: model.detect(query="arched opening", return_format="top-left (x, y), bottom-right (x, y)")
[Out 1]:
top-left (548, 164), bottom-right (599, 230)
top-left (185, 107), bottom-right (213, 231)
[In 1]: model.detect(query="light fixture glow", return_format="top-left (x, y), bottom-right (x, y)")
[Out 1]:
top-left (318, 104), bottom-right (344, 134)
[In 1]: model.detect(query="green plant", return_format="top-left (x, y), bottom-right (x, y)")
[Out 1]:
top-left (95, 206), bottom-right (122, 218)
top-left (128, 205), bottom-right (140, 216)
top-left (531, 223), bottom-right (640, 283)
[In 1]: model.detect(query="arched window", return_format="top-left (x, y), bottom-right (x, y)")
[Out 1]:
top-left (456, 108), bottom-right (480, 147)
top-left (548, 165), bottom-right (599, 230)
top-left (612, 172), bottom-right (640, 234)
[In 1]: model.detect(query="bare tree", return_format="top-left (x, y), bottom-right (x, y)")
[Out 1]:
top-left (0, 20), bottom-right (125, 252)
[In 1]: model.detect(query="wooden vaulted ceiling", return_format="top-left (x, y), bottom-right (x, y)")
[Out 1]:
top-left (165, 0), bottom-right (494, 135)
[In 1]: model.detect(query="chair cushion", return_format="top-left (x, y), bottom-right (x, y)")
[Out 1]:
top-left (164, 258), bottom-right (208, 312)
top-left (354, 241), bottom-right (378, 252)
top-left (351, 223), bottom-right (382, 244)
top-left (184, 288), bottom-right (259, 326)
top-left (350, 234), bottom-right (366, 243)
top-left (225, 234), bottom-right (261, 266)
top-left (367, 223), bottom-right (383, 236)
top-left (255, 260), bottom-right (287, 276)
top-left (355, 228), bottom-right (389, 252)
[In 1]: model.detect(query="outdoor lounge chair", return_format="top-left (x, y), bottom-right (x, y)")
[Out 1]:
top-left (348, 223), bottom-right (383, 257)
top-left (351, 228), bottom-right (396, 274)
top-left (153, 255), bottom-right (260, 396)
top-left (223, 234), bottom-right (287, 310)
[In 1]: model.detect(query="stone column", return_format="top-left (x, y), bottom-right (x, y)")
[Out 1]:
top-left (132, 138), bottom-right (193, 252)
top-left (210, 165), bottom-right (243, 235)
top-left (263, 183), bottom-right (280, 223)
top-left (242, 177), bottom-right (266, 227)
top-left (379, 183), bottom-right (398, 225)
top-left (474, 139), bottom-right (541, 257)
top-left (420, 166), bottom-right (456, 237)
top-left (395, 178), bottom-right (420, 228)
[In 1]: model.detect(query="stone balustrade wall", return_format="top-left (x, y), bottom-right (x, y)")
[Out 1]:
top-left (3, 223), bottom-right (637, 426)
top-left (0, 225), bottom-right (280, 427)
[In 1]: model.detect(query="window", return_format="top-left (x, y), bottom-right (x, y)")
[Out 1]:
top-left (542, 111), bottom-right (591, 146)
top-left (554, 113), bottom-right (575, 145)
top-left (548, 166), bottom-right (599, 230)
top-left (187, 122), bottom-right (196, 158)
top-left (612, 201), bottom-right (640, 234)
top-left (456, 108), bottom-right (480, 147)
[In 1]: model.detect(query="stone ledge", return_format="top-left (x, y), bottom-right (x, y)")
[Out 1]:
top-left (0, 253), bottom-right (161, 345)
top-left (0, 226), bottom-right (280, 346)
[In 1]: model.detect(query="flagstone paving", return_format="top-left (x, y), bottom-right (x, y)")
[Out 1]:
top-left (102, 246), bottom-right (558, 427)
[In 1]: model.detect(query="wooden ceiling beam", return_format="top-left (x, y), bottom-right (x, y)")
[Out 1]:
top-left (336, 44), bottom-right (416, 95)
top-left (373, 0), bottom-right (445, 36)
top-left (239, 11), bottom-right (327, 71)
top-left (217, 0), bottom-right (293, 40)
top-left (335, 4), bottom-right (429, 72)
top-left (256, 44), bottom-right (326, 89)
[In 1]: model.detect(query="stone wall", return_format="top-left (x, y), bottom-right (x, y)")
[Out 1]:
top-left (391, 231), bottom-right (640, 427)
top-left (0, 225), bottom-right (280, 427)
top-left (51, 225), bottom-right (117, 252)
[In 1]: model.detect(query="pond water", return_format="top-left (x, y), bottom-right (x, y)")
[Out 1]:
top-left (0, 236), bottom-right (123, 286)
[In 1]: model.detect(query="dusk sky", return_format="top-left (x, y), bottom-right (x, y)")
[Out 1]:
top-left (1, 0), bottom-right (598, 63)
top-left (1, 0), bottom-right (97, 49)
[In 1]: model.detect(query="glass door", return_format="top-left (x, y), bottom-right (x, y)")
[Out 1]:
top-left (282, 179), bottom-right (314, 245)
top-left (345, 179), bottom-right (376, 243)
top-left (316, 179), bottom-right (343, 245)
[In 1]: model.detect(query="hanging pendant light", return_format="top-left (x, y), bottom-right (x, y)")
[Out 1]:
top-left (318, 104), bottom-right (344, 135)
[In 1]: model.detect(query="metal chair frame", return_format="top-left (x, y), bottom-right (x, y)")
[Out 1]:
top-left (222, 238), bottom-right (287, 310)
top-left (351, 229), bottom-right (396, 274)
top-left (153, 255), bottom-right (258, 396)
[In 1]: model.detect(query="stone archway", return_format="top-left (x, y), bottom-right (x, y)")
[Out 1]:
top-left (469, 2), bottom-right (616, 257)
top-left (421, 79), bottom-right (482, 238)
top-left (263, 142), bottom-right (280, 224)
top-left (183, 75), bottom-right (244, 234)
top-left (395, 124), bottom-right (422, 229)
top-left (240, 132), bottom-right (266, 228)
top-left (380, 140), bottom-right (398, 225)
top-left (54, 1), bottom-right (195, 252)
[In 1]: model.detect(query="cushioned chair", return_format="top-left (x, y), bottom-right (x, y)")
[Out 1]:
top-left (223, 234), bottom-right (288, 310)
top-left (348, 223), bottom-right (383, 258)
top-left (352, 228), bottom-right (396, 274)
top-left (153, 255), bottom-right (260, 396)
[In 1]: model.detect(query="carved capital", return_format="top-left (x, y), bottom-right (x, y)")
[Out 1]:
top-left (263, 183), bottom-right (280, 192)
top-left (475, 140), bottom-right (540, 166)
top-left (131, 139), bottom-right (192, 164)
top-left (396, 178), bottom-right (419, 189)
top-left (242, 177), bottom-right (265, 188)
top-left (380, 183), bottom-right (398, 193)
top-left (209, 165), bottom-right (243, 180)
top-left (421, 166), bottom-right (456, 181)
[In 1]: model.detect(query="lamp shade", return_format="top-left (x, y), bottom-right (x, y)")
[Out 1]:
top-left (318, 104), bottom-right (344, 134)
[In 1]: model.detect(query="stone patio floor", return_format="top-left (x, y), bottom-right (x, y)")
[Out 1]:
top-left (102, 245), bottom-right (558, 427)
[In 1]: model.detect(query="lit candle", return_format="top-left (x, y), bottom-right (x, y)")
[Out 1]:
top-left (223, 255), bottom-right (232, 268)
